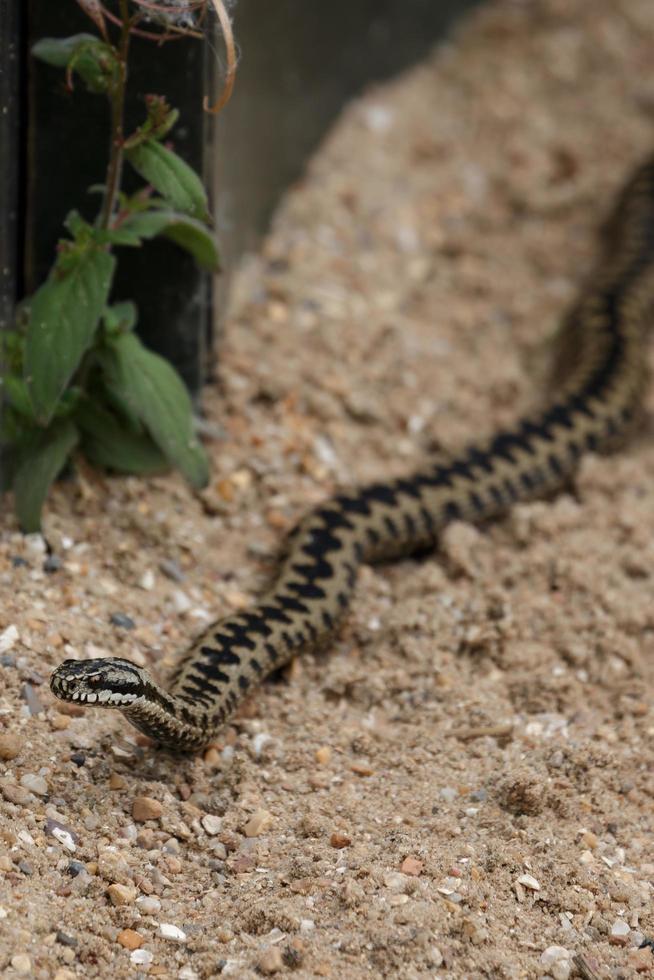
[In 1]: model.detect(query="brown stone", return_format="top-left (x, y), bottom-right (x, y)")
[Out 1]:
top-left (106, 883), bottom-right (136, 906)
top-left (0, 733), bottom-right (21, 760)
top-left (116, 929), bottom-right (143, 950)
top-left (256, 947), bottom-right (284, 974)
top-left (132, 796), bottom-right (163, 821)
top-left (401, 857), bottom-right (424, 876)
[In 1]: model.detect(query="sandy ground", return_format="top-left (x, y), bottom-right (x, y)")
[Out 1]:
top-left (2, 0), bottom-right (654, 977)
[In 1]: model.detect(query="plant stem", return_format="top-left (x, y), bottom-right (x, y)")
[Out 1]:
top-left (99, 0), bottom-right (131, 230)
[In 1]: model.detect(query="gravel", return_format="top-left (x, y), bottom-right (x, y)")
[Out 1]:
top-left (1, 1), bottom-right (653, 976)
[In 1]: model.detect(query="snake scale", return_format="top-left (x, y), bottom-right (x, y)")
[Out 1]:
top-left (51, 156), bottom-right (654, 751)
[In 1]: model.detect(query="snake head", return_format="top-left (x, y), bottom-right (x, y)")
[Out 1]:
top-left (50, 658), bottom-right (146, 708)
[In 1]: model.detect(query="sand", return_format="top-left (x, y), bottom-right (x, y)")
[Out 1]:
top-left (1, 0), bottom-right (653, 977)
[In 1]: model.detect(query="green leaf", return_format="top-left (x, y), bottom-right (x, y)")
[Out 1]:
top-left (13, 420), bottom-right (78, 532)
top-left (123, 95), bottom-right (179, 149)
top-left (32, 34), bottom-right (119, 94)
top-left (107, 210), bottom-right (219, 269)
top-left (102, 301), bottom-right (138, 334)
top-left (160, 215), bottom-right (220, 270)
top-left (77, 399), bottom-right (169, 475)
top-left (125, 140), bottom-right (209, 221)
top-left (32, 33), bottom-right (97, 68)
top-left (98, 333), bottom-right (209, 488)
top-left (3, 376), bottom-right (35, 418)
top-left (25, 245), bottom-right (115, 424)
top-left (67, 39), bottom-right (120, 94)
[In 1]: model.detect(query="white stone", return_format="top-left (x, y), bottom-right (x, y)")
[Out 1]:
top-left (384, 872), bottom-right (409, 892)
top-left (610, 919), bottom-right (630, 938)
top-left (540, 946), bottom-right (571, 969)
top-left (52, 827), bottom-right (76, 852)
top-left (139, 569), bottom-right (155, 591)
top-left (299, 919), bottom-right (315, 934)
top-left (20, 773), bottom-right (48, 796)
top-left (130, 949), bottom-right (153, 966)
top-left (251, 733), bottom-right (272, 757)
top-left (136, 896), bottom-right (161, 914)
top-left (159, 923), bottom-right (187, 942)
top-left (0, 625), bottom-right (19, 654)
top-left (10, 954), bottom-right (31, 976)
top-left (517, 873), bottom-right (540, 891)
top-left (24, 533), bottom-right (46, 556)
top-left (172, 589), bottom-right (192, 613)
top-left (201, 814), bottom-right (222, 836)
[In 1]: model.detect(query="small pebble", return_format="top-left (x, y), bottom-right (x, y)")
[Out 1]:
top-left (106, 883), bottom-right (136, 906)
top-left (0, 732), bottom-right (21, 760)
top-left (384, 872), bottom-right (409, 893)
top-left (139, 569), bottom-right (155, 590)
top-left (43, 555), bottom-right (62, 573)
top-left (46, 819), bottom-right (78, 853)
top-left (159, 922), bottom-right (187, 942)
top-left (117, 928), bottom-right (143, 950)
top-left (172, 589), bottom-right (192, 613)
top-left (609, 919), bottom-right (631, 945)
top-left (109, 613), bottom-right (135, 630)
top-left (400, 857), bottom-right (424, 876)
top-left (130, 949), bottom-right (153, 967)
top-left (540, 946), bottom-right (572, 980)
top-left (251, 733), bottom-right (272, 757)
top-left (136, 895), bottom-right (161, 914)
top-left (20, 773), bottom-right (48, 796)
top-left (0, 625), bottom-right (19, 654)
top-left (244, 808), bottom-right (273, 838)
top-left (10, 954), bottom-right (32, 976)
top-left (201, 814), bottom-right (223, 836)
top-left (439, 786), bottom-right (458, 803)
top-left (330, 832), bottom-right (351, 849)
top-left (517, 873), bottom-right (540, 891)
top-left (67, 860), bottom-right (86, 877)
top-left (56, 932), bottom-right (77, 948)
top-left (159, 558), bottom-right (185, 582)
top-left (429, 947), bottom-right (444, 968)
top-left (22, 684), bottom-right (44, 715)
top-left (257, 947), bottom-right (284, 974)
top-left (132, 796), bottom-right (163, 821)
top-left (315, 746), bottom-right (331, 765)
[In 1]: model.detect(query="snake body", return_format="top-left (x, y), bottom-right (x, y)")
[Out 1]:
top-left (51, 157), bottom-right (654, 751)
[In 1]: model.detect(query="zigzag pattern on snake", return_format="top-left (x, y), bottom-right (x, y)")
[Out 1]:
top-left (51, 155), bottom-right (654, 750)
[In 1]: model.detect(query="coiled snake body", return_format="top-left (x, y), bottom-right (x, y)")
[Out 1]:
top-left (51, 157), bottom-right (654, 750)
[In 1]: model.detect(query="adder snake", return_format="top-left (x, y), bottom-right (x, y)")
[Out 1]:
top-left (51, 156), bottom-right (654, 750)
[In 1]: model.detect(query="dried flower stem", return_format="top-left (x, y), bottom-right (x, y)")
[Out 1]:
top-left (203, 0), bottom-right (236, 115)
top-left (99, 0), bottom-right (132, 229)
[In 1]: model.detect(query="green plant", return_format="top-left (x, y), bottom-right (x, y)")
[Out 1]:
top-left (1, 1), bottom-right (233, 532)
